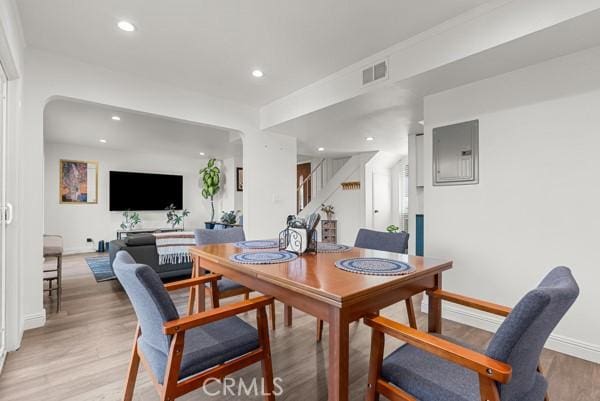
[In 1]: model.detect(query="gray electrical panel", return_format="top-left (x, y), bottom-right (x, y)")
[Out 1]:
top-left (433, 120), bottom-right (479, 186)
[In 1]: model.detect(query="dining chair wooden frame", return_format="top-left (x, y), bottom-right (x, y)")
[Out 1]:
top-left (122, 273), bottom-right (276, 401)
top-left (364, 313), bottom-right (512, 401)
top-left (187, 259), bottom-right (277, 330)
top-left (364, 288), bottom-right (551, 401)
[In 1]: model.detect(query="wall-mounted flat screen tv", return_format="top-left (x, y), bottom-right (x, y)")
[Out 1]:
top-left (109, 171), bottom-right (183, 211)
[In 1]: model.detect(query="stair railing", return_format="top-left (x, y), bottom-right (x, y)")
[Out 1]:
top-left (297, 159), bottom-right (325, 213)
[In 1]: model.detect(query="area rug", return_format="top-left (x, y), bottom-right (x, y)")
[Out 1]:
top-left (85, 256), bottom-right (116, 282)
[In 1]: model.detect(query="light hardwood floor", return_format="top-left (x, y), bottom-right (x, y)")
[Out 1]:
top-left (0, 253), bottom-right (598, 400)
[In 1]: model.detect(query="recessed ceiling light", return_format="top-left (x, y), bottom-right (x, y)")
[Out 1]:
top-left (317, 147), bottom-right (325, 152)
top-left (117, 20), bottom-right (136, 32)
top-left (252, 69), bottom-right (264, 78)
top-left (365, 136), bottom-right (374, 141)
top-left (112, 115), bottom-right (121, 121)
top-left (99, 139), bottom-right (107, 143)
top-left (418, 120), bottom-right (424, 125)
top-left (199, 152), bottom-right (205, 156)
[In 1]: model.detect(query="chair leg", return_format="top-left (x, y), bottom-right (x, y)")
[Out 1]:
top-left (257, 305), bottom-right (275, 401)
top-left (210, 286), bottom-right (220, 309)
top-left (57, 255), bottom-right (62, 313)
top-left (269, 301), bottom-right (276, 331)
top-left (123, 325), bottom-right (141, 401)
top-left (316, 319), bottom-right (324, 342)
top-left (244, 291), bottom-right (250, 300)
top-left (161, 333), bottom-right (185, 401)
top-left (187, 263), bottom-right (197, 315)
top-left (405, 297), bottom-right (417, 329)
top-left (366, 327), bottom-right (385, 401)
top-left (478, 375), bottom-right (501, 401)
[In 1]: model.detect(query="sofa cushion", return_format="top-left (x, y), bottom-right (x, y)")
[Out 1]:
top-left (125, 234), bottom-right (156, 246)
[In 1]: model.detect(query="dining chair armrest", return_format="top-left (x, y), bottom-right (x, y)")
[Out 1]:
top-left (427, 289), bottom-right (512, 317)
top-left (164, 295), bottom-right (274, 334)
top-left (164, 273), bottom-right (222, 291)
top-left (364, 315), bottom-right (512, 384)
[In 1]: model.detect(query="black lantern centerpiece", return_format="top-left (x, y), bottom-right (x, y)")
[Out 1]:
top-left (279, 213), bottom-right (320, 255)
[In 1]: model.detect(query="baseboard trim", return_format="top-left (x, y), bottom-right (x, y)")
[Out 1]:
top-left (421, 299), bottom-right (600, 364)
top-left (23, 310), bottom-right (46, 331)
top-left (63, 247), bottom-right (96, 256)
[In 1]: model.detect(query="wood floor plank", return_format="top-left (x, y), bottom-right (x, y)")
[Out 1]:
top-left (0, 253), bottom-right (596, 400)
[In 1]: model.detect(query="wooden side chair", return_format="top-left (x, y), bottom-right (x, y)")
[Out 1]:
top-left (43, 234), bottom-right (64, 312)
top-left (316, 228), bottom-right (415, 342)
top-left (363, 266), bottom-right (579, 401)
top-left (191, 227), bottom-right (276, 329)
top-left (113, 251), bottom-right (276, 401)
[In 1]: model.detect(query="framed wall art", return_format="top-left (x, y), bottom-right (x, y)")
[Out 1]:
top-left (236, 167), bottom-right (243, 191)
top-left (59, 159), bottom-right (98, 204)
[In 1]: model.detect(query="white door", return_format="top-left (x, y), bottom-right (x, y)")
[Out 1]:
top-left (0, 64), bottom-right (7, 364)
top-left (372, 172), bottom-right (391, 231)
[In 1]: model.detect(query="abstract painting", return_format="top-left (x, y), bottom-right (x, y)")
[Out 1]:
top-left (59, 160), bottom-right (98, 204)
top-left (236, 167), bottom-right (243, 191)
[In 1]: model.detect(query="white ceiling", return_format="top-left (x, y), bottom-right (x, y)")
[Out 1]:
top-left (44, 99), bottom-right (241, 159)
top-left (274, 8), bottom-right (600, 158)
top-left (18, 0), bottom-right (490, 107)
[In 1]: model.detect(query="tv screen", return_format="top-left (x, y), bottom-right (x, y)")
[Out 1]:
top-left (109, 171), bottom-right (183, 211)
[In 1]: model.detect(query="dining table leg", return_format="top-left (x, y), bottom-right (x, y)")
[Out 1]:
top-left (428, 272), bottom-right (443, 333)
top-left (188, 256), bottom-right (206, 315)
top-left (327, 307), bottom-right (350, 401)
top-left (284, 304), bottom-right (293, 327)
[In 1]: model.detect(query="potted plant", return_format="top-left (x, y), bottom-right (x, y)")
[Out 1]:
top-left (220, 210), bottom-right (239, 225)
top-left (165, 204), bottom-right (190, 229)
top-left (120, 210), bottom-right (141, 231)
top-left (386, 224), bottom-right (400, 233)
top-left (200, 158), bottom-right (221, 229)
top-left (320, 203), bottom-right (335, 220)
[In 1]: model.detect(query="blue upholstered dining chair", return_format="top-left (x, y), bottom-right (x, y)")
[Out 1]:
top-left (113, 251), bottom-right (276, 401)
top-left (316, 228), bottom-right (414, 342)
top-left (355, 228), bottom-right (409, 254)
top-left (193, 227), bottom-right (276, 329)
top-left (364, 266), bottom-right (579, 401)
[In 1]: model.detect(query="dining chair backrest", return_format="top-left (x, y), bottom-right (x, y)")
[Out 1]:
top-left (354, 228), bottom-right (409, 254)
top-left (113, 251), bottom-right (179, 357)
top-left (485, 266), bottom-right (579, 400)
top-left (194, 227), bottom-right (246, 245)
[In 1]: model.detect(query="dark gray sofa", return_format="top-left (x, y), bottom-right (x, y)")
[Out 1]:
top-left (109, 234), bottom-right (192, 279)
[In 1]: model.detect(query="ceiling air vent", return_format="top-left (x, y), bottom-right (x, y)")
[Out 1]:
top-left (362, 60), bottom-right (388, 86)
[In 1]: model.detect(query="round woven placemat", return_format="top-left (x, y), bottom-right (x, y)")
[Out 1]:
top-left (230, 251), bottom-right (297, 264)
top-left (234, 239), bottom-right (279, 249)
top-left (316, 242), bottom-right (352, 253)
top-left (335, 257), bottom-right (415, 276)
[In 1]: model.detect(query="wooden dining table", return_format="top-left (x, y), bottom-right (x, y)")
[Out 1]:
top-left (188, 243), bottom-right (453, 401)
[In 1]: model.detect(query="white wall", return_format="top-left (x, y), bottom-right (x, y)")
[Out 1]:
top-left (322, 167), bottom-right (363, 246)
top-left (221, 156), bottom-right (243, 215)
top-left (44, 143), bottom-right (238, 253)
top-left (423, 45), bottom-right (600, 362)
top-left (242, 130), bottom-right (296, 239)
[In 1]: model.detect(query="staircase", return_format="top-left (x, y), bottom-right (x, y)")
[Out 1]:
top-left (297, 152), bottom-right (376, 218)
